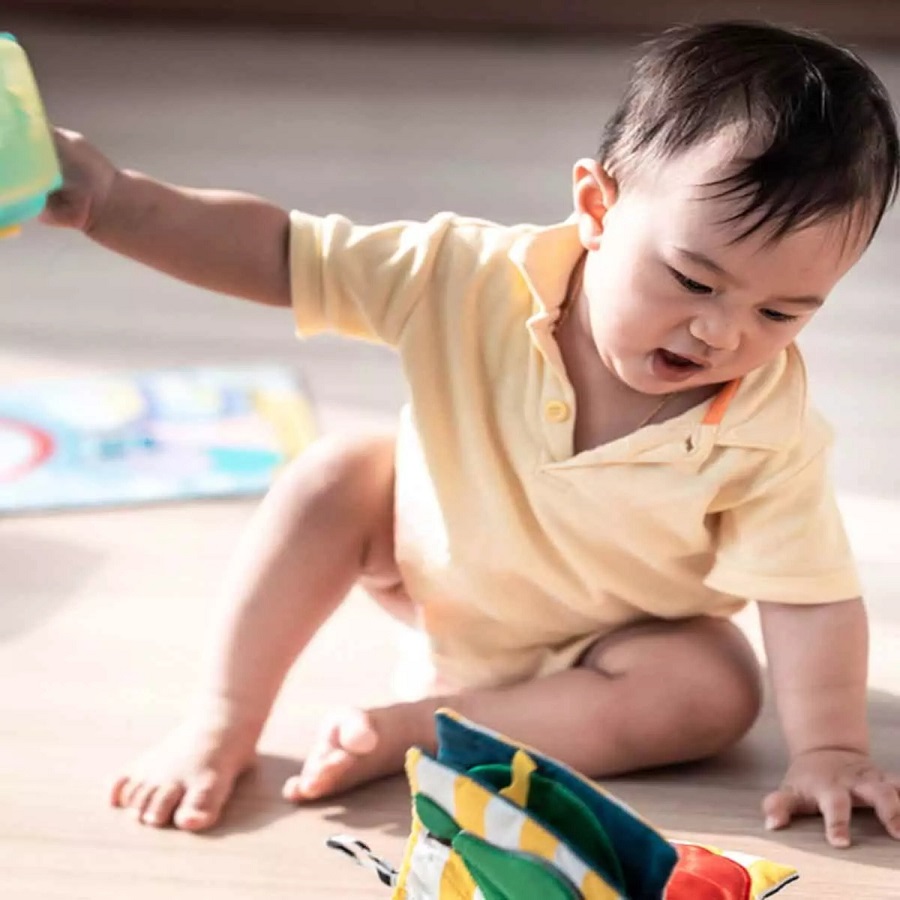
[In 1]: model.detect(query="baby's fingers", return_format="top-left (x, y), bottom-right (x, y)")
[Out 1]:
top-left (818, 789), bottom-right (853, 849)
top-left (762, 789), bottom-right (799, 832)
top-left (852, 781), bottom-right (900, 841)
top-left (764, 786), bottom-right (855, 847)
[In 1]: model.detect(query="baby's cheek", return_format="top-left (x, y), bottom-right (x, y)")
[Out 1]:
top-left (627, 276), bottom-right (674, 323)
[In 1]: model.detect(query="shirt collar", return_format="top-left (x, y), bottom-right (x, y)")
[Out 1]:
top-left (712, 345), bottom-right (808, 452)
top-left (509, 220), bottom-right (808, 457)
top-left (509, 216), bottom-right (583, 323)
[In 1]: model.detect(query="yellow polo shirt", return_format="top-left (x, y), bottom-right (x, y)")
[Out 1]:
top-left (290, 211), bottom-right (861, 689)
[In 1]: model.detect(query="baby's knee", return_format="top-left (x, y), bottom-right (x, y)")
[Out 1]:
top-left (277, 430), bottom-right (395, 500)
top-left (678, 619), bottom-right (763, 753)
top-left (263, 430), bottom-right (397, 534)
top-left (599, 616), bottom-right (762, 757)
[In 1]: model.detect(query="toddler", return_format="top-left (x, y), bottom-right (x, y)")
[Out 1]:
top-left (42, 20), bottom-right (900, 848)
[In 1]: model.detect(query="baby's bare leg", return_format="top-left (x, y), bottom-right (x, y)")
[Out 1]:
top-left (290, 616), bottom-right (762, 800)
top-left (110, 430), bottom-right (397, 830)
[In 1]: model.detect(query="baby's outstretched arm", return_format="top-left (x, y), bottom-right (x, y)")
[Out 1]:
top-left (759, 598), bottom-right (900, 847)
top-left (42, 128), bottom-right (290, 307)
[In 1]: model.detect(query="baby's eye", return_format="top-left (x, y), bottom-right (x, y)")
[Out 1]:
top-left (761, 309), bottom-right (799, 323)
top-left (669, 268), bottom-right (712, 294)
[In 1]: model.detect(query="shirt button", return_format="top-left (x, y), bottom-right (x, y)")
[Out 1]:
top-left (544, 400), bottom-right (570, 423)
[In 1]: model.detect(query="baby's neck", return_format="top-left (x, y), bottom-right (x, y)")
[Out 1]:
top-left (555, 290), bottom-right (716, 452)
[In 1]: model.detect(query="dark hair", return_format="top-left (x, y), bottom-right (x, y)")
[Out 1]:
top-left (599, 21), bottom-right (900, 241)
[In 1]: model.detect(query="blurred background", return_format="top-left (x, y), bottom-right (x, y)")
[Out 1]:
top-left (5, 0), bottom-right (900, 41)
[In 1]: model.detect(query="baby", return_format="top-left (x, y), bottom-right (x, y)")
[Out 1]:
top-left (43, 20), bottom-right (900, 848)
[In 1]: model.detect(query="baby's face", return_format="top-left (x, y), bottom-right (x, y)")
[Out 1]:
top-left (574, 138), bottom-right (870, 395)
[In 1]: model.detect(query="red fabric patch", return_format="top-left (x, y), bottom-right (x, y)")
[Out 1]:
top-left (664, 844), bottom-right (752, 900)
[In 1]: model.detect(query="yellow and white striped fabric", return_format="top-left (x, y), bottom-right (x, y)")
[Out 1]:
top-left (393, 747), bottom-right (623, 900)
top-left (394, 818), bottom-right (485, 900)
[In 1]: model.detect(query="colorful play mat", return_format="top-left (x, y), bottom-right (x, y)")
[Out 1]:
top-left (0, 367), bottom-right (316, 513)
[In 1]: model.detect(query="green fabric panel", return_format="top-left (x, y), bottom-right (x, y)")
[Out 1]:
top-left (453, 830), bottom-right (581, 900)
top-left (414, 793), bottom-right (460, 843)
top-left (468, 763), bottom-right (624, 890)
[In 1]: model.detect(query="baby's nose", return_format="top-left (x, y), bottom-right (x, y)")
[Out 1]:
top-left (688, 311), bottom-right (741, 353)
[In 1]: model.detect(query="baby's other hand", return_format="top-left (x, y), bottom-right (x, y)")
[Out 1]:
top-left (40, 127), bottom-right (118, 233)
top-left (763, 749), bottom-right (900, 848)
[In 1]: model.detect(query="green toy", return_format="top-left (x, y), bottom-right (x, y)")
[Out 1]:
top-left (0, 33), bottom-right (62, 238)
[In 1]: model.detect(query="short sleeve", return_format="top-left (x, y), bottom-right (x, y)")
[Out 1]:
top-left (705, 414), bottom-right (861, 604)
top-left (289, 210), bottom-right (456, 345)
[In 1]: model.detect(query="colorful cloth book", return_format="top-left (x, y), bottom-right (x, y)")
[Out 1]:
top-left (329, 710), bottom-right (799, 899)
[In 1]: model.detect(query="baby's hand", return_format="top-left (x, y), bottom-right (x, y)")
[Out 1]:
top-left (40, 128), bottom-right (118, 233)
top-left (763, 749), bottom-right (900, 847)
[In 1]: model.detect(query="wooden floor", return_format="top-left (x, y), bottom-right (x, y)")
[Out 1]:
top-left (2, 15), bottom-right (899, 899)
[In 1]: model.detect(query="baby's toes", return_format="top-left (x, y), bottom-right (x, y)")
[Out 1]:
top-left (125, 782), bottom-right (155, 820)
top-left (112, 776), bottom-right (145, 811)
top-left (287, 746), bottom-right (355, 801)
top-left (173, 771), bottom-right (234, 832)
top-left (111, 774), bottom-right (157, 811)
top-left (285, 707), bottom-right (381, 801)
top-left (337, 708), bottom-right (379, 755)
top-left (140, 782), bottom-right (186, 827)
top-left (109, 774), bottom-right (134, 808)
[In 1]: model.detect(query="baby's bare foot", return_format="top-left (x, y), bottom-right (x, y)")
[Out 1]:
top-left (283, 702), bottom-right (435, 802)
top-left (109, 720), bottom-right (258, 831)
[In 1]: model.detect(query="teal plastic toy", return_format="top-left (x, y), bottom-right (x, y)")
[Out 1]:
top-left (0, 33), bottom-right (61, 237)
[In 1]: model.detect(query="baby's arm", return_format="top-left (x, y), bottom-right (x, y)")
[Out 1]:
top-left (44, 128), bottom-right (290, 307)
top-left (759, 598), bottom-right (900, 846)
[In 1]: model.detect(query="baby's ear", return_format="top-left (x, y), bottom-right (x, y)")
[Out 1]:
top-left (572, 159), bottom-right (618, 249)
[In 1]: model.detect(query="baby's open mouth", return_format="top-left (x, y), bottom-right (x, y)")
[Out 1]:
top-left (652, 348), bottom-right (708, 382)
top-left (658, 349), bottom-right (702, 369)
